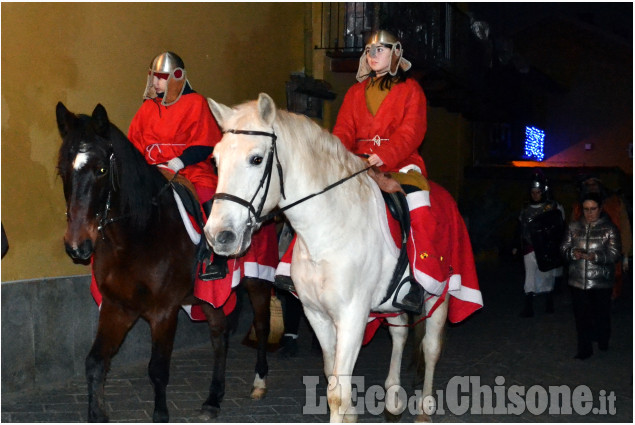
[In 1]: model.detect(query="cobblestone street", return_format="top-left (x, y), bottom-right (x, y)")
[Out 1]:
top-left (2, 261), bottom-right (632, 422)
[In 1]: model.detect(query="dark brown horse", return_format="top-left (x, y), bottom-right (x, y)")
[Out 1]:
top-left (55, 102), bottom-right (272, 422)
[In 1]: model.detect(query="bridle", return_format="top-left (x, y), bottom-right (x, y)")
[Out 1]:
top-left (65, 148), bottom-right (127, 239)
top-left (95, 152), bottom-right (127, 238)
top-left (212, 129), bottom-right (285, 229)
top-left (212, 128), bottom-right (372, 228)
top-left (94, 149), bottom-right (189, 238)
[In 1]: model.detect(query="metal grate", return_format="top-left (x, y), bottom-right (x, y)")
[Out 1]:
top-left (315, 3), bottom-right (375, 54)
top-left (315, 3), bottom-right (474, 68)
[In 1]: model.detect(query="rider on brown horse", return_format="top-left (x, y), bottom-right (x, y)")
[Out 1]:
top-left (128, 51), bottom-right (226, 280)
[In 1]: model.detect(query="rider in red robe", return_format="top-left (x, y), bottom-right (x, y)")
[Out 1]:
top-left (333, 76), bottom-right (427, 177)
top-left (91, 52), bottom-right (279, 316)
top-left (128, 66), bottom-right (220, 200)
top-left (128, 51), bottom-right (227, 280)
top-left (275, 31), bottom-right (482, 319)
top-left (128, 51), bottom-right (279, 289)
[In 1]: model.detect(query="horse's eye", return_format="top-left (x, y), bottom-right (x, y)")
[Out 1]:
top-left (250, 155), bottom-right (263, 166)
top-left (98, 167), bottom-right (108, 176)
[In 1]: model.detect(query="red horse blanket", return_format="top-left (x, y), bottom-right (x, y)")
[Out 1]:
top-left (89, 221), bottom-right (279, 320)
top-left (277, 181), bottom-right (483, 345)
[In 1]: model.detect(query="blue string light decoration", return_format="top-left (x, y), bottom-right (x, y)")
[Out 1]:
top-left (524, 126), bottom-right (545, 161)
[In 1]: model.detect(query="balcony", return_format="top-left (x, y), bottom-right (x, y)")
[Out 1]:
top-left (315, 3), bottom-right (545, 123)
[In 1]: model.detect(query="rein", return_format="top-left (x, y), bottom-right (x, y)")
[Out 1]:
top-left (212, 129), bottom-right (282, 228)
top-left (95, 152), bottom-right (130, 238)
top-left (96, 151), bottom-right (193, 240)
top-left (259, 163), bottom-right (373, 224)
top-left (213, 128), bottom-right (372, 226)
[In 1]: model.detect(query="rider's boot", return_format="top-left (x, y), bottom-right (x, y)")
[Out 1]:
top-left (199, 255), bottom-right (229, 281)
top-left (274, 238), bottom-right (296, 292)
top-left (273, 274), bottom-right (296, 293)
top-left (198, 199), bottom-right (228, 281)
top-left (400, 282), bottom-right (424, 314)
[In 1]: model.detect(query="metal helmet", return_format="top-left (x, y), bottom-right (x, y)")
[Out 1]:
top-left (530, 172), bottom-right (549, 200)
top-left (143, 51), bottom-right (189, 106)
top-left (531, 179), bottom-right (547, 192)
top-left (356, 30), bottom-right (412, 82)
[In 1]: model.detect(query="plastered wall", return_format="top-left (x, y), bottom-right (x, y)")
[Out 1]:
top-left (1, 3), bottom-right (305, 281)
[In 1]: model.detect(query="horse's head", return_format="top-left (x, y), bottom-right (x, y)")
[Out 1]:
top-left (205, 93), bottom-right (283, 256)
top-left (56, 102), bottom-right (115, 262)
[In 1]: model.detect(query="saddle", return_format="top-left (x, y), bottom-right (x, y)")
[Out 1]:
top-left (158, 169), bottom-right (208, 261)
top-left (367, 167), bottom-right (426, 310)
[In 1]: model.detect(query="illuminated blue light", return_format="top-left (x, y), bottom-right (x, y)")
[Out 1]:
top-left (524, 126), bottom-right (545, 161)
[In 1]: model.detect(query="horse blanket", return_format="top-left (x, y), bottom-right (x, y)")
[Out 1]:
top-left (276, 180), bottom-right (483, 344)
top-left (89, 192), bottom-right (279, 320)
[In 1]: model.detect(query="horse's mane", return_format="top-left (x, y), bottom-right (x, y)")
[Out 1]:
top-left (107, 122), bottom-right (167, 229)
top-left (57, 114), bottom-right (166, 230)
top-left (274, 109), bottom-right (372, 200)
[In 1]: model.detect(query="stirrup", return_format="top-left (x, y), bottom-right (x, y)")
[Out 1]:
top-left (273, 275), bottom-right (296, 293)
top-left (393, 282), bottom-right (424, 314)
top-left (199, 258), bottom-right (228, 281)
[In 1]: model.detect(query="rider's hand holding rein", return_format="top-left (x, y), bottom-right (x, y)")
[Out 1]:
top-left (366, 153), bottom-right (384, 167)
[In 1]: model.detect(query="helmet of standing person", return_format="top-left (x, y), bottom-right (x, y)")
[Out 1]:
top-left (529, 171), bottom-right (550, 200)
top-left (530, 177), bottom-right (547, 193)
top-left (356, 30), bottom-right (412, 82)
top-left (143, 51), bottom-right (189, 106)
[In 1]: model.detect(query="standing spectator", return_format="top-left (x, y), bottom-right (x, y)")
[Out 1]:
top-left (561, 192), bottom-right (621, 360)
top-left (514, 172), bottom-right (565, 317)
top-left (571, 173), bottom-right (632, 300)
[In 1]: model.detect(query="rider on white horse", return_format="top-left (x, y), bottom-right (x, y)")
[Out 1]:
top-left (275, 30), bottom-right (446, 313)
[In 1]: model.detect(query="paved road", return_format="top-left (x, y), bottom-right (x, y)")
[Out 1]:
top-left (2, 261), bottom-right (632, 422)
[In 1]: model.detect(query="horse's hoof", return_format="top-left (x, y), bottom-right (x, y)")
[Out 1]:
top-left (152, 410), bottom-right (169, 423)
top-left (250, 386), bottom-right (267, 400)
top-left (88, 411), bottom-right (109, 423)
top-left (383, 409), bottom-right (402, 422)
top-left (415, 413), bottom-right (433, 423)
top-left (198, 405), bottom-right (220, 421)
top-left (342, 412), bottom-right (358, 423)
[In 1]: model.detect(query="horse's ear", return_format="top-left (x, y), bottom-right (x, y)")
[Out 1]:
top-left (257, 93), bottom-right (276, 127)
top-left (91, 104), bottom-right (110, 137)
top-left (207, 98), bottom-right (233, 128)
top-left (56, 102), bottom-right (74, 138)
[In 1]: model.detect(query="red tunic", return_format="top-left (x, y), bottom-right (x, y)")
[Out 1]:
top-left (128, 93), bottom-right (220, 190)
top-left (333, 78), bottom-right (428, 177)
top-left (276, 77), bottom-right (482, 330)
top-left (90, 94), bottom-right (279, 319)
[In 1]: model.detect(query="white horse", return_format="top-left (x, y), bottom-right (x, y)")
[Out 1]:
top-left (205, 93), bottom-right (449, 422)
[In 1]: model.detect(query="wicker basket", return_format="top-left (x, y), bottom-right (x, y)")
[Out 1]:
top-left (242, 294), bottom-right (285, 352)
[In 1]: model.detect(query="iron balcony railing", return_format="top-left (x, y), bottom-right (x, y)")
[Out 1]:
top-left (314, 2), bottom-right (477, 69)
